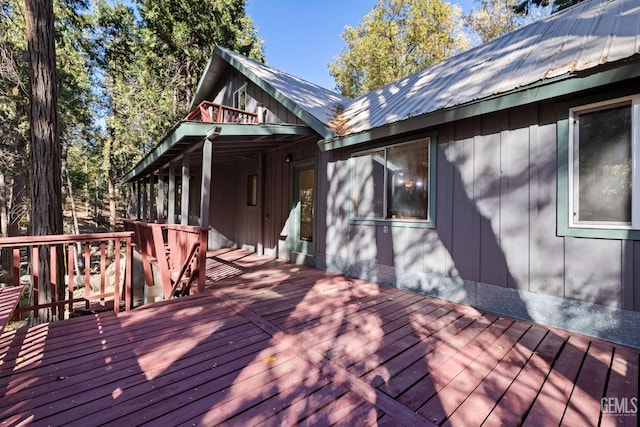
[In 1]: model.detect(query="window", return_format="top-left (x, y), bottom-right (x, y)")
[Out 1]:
top-left (352, 138), bottom-right (432, 222)
top-left (233, 85), bottom-right (247, 110)
top-left (247, 174), bottom-right (258, 206)
top-left (569, 96), bottom-right (640, 230)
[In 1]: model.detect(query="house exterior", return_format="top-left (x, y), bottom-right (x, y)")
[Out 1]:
top-left (124, 0), bottom-right (640, 347)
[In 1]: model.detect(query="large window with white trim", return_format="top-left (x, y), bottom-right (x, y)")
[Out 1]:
top-left (352, 137), bottom-right (432, 222)
top-left (569, 95), bottom-right (640, 230)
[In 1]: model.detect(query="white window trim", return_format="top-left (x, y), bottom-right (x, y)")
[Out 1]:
top-left (568, 94), bottom-right (640, 230)
top-left (233, 84), bottom-right (247, 110)
top-left (351, 137), bottom-right (431, 222)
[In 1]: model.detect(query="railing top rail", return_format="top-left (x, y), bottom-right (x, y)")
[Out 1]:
top-left (185, 101), bottom-right (258, 121)
top-left (0, 231), bottom-right (135, 248)
top-left (124, 219), bottom-right (208, 233)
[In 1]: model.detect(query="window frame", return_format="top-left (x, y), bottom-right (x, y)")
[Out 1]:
top-left (349, 135), bottom-right (436, 228)
top-left (558, 92), bottom-right (640, 240)
top-left (233, 84), bottom-right (247, 110)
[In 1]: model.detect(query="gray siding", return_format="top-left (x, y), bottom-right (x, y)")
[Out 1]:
top-left (208, 140), bottom-right (320, 257)
top-left (209, 70), bottom-right (305, 125)
top-left (263, 141), bottom-right (319, 259)
top-left (320, 101), bottom-right (640, 312)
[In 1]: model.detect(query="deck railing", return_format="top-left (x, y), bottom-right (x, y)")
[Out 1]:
top-left (185, 101), bottom-right (258, 124)
top-left (0, 232), bottom-right (134, 322)
top-left (123, 220), bottom-right (207, 299)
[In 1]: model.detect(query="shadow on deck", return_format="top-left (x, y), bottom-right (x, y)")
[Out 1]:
top-left (0, 248), bottom-right (638, 425)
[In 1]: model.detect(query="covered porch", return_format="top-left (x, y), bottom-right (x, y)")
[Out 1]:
top-left (1, 249), bottom-right (637, 425)
top-left (123, 115), bottom-right (321, 257)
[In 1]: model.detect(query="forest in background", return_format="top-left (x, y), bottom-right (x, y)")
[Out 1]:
top-left (0, 0), bottom-right (573, 241)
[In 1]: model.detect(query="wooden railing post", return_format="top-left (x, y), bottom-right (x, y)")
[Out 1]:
top-left (197, 227), bottom-right (207, 294)
top-left (0, 231), bottom-right (135, 323)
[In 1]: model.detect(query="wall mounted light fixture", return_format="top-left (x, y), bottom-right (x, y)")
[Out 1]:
top-left (285, 154), bottom-right (293, 163)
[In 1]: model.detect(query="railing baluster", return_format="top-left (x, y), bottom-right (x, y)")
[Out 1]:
top-left (0, 232), bottom-right (135, 323)
top-left (100, 242), bottom-right (106, 306)
top-left (68, 244), bottom-right (74, 315)
top-left (31, 246), bottom-right (38, 318)
top-left (84, 243), bottom-right (91, 297)
top-left (12, 248), bottom-right (19, 287)
top-left (125, 236), bottom-right (132, 310)
top-left (114, 237), bottom-right (121, 313)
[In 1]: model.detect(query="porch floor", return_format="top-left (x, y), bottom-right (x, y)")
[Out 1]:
top-left (0, 249), bottom-right (638, 426)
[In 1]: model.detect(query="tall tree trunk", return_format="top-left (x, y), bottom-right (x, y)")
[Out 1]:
top-left (62, 157), bottom-right (81, 277)
top-left (10, 137), bottom-right (28, 238)
top-left (185, 58), bottom-right (192, 110)
top-left (24, 0), bottom-right (64, 322)
top-left (0, 170), bottom-right (9, 278)
top-left (107, 154), bottom-right (116, 257)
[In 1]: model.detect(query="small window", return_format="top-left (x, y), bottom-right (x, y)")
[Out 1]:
top-left (247, 174), bottom-right (258, 206)
top-left (233, 85), bottom-right (247, 110)
top-left (352, 138), bottom-right (431, 221)
top-left (569, 96), bottom-right (640, 230)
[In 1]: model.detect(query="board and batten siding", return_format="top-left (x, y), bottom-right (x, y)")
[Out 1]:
top-left (318, 101), bottom-right (640, 345)
top-left (208, 140), bottom-right (320, 257)
top-left (263, 141), bottom-right (320, 259)
top-left (210, 70), bottom-right (306, 125)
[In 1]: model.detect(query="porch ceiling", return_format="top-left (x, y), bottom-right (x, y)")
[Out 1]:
top-left (123, 122), bottom-right (319, 182)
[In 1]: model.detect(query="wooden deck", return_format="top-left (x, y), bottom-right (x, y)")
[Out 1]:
top-left (0, 249), bottom-right (638, 426)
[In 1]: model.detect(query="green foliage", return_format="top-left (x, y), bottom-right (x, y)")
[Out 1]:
top-left (135, 0), bottom-right (264, 117)
top-left (328, 0), bottom-right (468, 98)
top-left (0, 0), bottom-right (266, 233)
top-left (1, 0), bottom-right (96, 231)
top-left (465, 0), bottom-right (524, 44)
top-left (513, 0), bottom-right (584, 15)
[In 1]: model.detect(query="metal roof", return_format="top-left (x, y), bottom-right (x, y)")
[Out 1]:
top-left (339, 0), bottom-right (640, 135)
top-left (200, 47), bottom-right (349, 138)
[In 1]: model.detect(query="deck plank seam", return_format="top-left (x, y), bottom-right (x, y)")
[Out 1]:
top-left (209, 287), bottom-right (436, 426)
top-left (518, 333), bottom-right (571, 424)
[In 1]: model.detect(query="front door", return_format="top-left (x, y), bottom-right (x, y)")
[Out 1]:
top-left (292, 163), bottom-right (315, 256)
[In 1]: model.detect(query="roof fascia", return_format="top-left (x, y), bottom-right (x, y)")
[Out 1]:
top-left (122, 122), bottom-right (213, 182)
top-left (122, 122), bottom-right (317, 182)
top-left (189, 54), bottom-right (217, 112)
top-left (214, 47), bottom-right (335, 140)
top-left (320, 57), bottom-right (640, 151)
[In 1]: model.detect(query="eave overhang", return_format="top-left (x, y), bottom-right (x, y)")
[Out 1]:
top-left (319, 56), bottom-right (640, 151)
top-left (122, 122), bottom-right (318, 182)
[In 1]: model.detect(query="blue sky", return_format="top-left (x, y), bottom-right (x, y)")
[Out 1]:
top-left (246, 0), bottom-right (478, 91)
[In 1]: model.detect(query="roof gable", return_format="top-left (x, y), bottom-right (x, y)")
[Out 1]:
top-left (191, 46), bottom-right (349, 139)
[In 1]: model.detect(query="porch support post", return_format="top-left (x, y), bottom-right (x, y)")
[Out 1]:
top-left (141, 180), bottom-right (148, 221)
top-left (157, 172), bottom-right (165, 223)
top-left (199, 139), bottom-right (213, 228)
top-left (149, 175), bottom-right (156, 222)
top-left (168, 163), bottom-right (176, 224)
top-left (135, 181), bottom-right (142, 219)
top-left (181, 154), bottom-right (190, 225)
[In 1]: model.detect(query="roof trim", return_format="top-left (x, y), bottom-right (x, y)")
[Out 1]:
top-left (122, 122), bottom-right (316, 182)
top-left (319, 56), bottom-right (640, 151)
top-left (214, 47), bottom-right (336, 140)
top-left (123, 122), bottom-right (212, 182)
top-left (189, 54), bottom-right (217, 112)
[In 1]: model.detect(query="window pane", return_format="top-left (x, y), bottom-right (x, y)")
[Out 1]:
top-left (387, 140), bottom-right (429, 219)
top-left (299, 169), bottom-right (314, 242)
top-left (577, 104), bottom-right (632, 223)
top-left (352, 150), bottom-right (385, 218)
